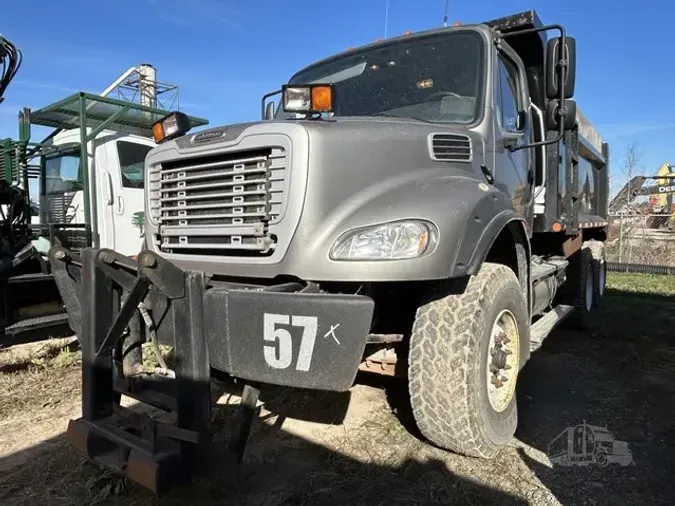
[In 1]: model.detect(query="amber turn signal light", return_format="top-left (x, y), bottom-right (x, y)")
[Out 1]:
top-left (311, 85), bottom-right (333, 112)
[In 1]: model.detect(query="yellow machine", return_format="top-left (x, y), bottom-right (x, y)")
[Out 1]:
top-left (610, 163), bottom-right (675, 229)
top-left (647, 163), bottom-right (675, 228)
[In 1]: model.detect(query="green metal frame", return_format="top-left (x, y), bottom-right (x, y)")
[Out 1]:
top-left (2, 92), bottom-right (208, 248)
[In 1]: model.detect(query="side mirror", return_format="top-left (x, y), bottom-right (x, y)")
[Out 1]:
top-left (546, 36), bottom-right (576, 99)
top-left (546, 99), bottom-right (577, 131)
top-left (264, 101), bottom-right (276, 121)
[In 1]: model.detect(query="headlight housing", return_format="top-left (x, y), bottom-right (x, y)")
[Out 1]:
top-left (329, 220), bottom-right (437, 261)
top-left (152, 111), bottom-right (191, 144)
top-left (282, 84), bottom-right (334, 114)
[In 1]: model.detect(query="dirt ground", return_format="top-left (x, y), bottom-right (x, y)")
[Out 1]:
top-left (0, 273), bottom-right (674, 506)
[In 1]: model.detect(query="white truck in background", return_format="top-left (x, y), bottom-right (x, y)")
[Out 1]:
top-left (39, 125), bottom-right (154, 256)
top-left (1, 62), bottom-right (207, 340)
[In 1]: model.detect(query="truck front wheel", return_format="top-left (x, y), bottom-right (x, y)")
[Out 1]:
top-left (408, 262), bottom-right (529, 459)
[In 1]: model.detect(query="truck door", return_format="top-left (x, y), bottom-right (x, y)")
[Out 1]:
top-left (492, 50), bottom-right (533, 223)
top-left (103, 137), bottom-right (153, 256)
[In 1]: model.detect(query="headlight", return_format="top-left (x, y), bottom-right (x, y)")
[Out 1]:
top-left (152, 111), bottom-right (191, 144)
top-left (330, 220), bottom-right (437, 261)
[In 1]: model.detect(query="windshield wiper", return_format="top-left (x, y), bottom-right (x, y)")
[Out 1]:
top-left (371, 113), bottom-right (431, 123)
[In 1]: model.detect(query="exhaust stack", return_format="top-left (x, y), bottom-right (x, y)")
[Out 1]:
top-left (138, 63), bottom-right (157, 109)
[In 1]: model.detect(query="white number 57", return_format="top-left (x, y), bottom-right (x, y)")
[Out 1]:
top-left (263, 313), bottom-right (318, 372)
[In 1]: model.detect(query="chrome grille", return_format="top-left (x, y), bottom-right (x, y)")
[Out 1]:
top-left (154, 147), bottom-right (287, 255)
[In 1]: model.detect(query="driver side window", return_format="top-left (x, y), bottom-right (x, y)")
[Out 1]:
top-left (497, 56), bottom-right (522, 132)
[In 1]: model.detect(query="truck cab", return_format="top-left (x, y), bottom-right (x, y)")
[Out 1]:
top-left (40, 129), bottom-right (154, 256)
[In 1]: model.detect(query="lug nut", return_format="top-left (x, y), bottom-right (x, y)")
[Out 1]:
top-left (101, 252), bottom-right (115, 264)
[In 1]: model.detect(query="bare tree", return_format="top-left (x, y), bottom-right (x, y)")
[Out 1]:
top-left (609, 142), bottom-right (643, 202)
top-left (617, 142), bottom-right (643, 262)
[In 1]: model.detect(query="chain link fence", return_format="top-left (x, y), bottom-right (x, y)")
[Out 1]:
top-left (606, 213), bottom-right (675, 273)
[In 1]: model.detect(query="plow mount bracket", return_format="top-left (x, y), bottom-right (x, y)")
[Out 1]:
top-left (49, 246), bottom-right (261, 496)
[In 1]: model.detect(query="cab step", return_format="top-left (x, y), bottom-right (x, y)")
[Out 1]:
top-left (530, 304), bottom-right (575, 352)
top-left (4, 312), bottom-right (70, 337)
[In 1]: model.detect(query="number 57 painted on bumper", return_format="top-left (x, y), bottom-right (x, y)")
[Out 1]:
top-left (204, 289), bottom-right (375, 391)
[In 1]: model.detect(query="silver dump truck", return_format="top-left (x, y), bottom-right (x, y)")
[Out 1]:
top-left (51, 10), bottom-right (609, 495)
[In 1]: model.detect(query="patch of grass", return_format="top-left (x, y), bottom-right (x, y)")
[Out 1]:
top-left (0, 338), bottom-right (81, 374)
top-left (140, 342), bottom-right (174, 370)
top-left (0, 338), bottom-right (82, 420)
top-left (574, 272), bottom-right (675, 376)
top-left (607, 272), bottom-right (675, 296)
top-left (596, 272), bottom-right (675, 342)
top-left (0, 365), bottom-right (80, 421)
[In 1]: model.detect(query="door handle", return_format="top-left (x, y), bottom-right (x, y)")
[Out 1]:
top-left (103, 170), bottom-right (113, 205)
top-left (116, 196), bottom-right (124, 214)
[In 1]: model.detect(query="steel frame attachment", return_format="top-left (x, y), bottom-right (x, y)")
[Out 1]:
top-left (49, 246), bottom-right (259, 495)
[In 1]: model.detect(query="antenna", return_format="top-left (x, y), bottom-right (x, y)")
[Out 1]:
top-left (384, 0), bottom-right (389, 38)
top-left (443, 0), bottom-right (450, 27)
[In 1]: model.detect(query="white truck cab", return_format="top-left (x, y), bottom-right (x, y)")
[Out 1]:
top-left (40, 129), bottom-right (154, 256)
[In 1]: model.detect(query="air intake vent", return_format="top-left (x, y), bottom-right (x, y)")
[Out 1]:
top-left (429, 133), bottom-right (472, 162)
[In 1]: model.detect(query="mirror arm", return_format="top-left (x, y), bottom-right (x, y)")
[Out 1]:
top-left (261, 89), bottom-right (282, 120)
top-left (510, 114), bottom-right (565, 152)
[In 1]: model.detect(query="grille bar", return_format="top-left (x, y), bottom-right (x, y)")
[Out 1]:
top-left (161, 224), bottom-right (264, 237)
top-left (161, 177), bottom-right (268, 194)
top-left (160, 186), bottom-right (267, 203)
top-left (160, 241), bottom-right (270, 251)
top-left (162, 211), bottom-right (267, 223)
top-left (160, 166), bottom-right (267, 185)
top-left (160, 155), bottom-right (268, 175)
top-left (159, 199), bottom-right (267, 213)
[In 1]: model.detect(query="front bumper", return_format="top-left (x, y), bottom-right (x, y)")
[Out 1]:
top-left (51, 245), bottom-right (376, 392)
top-left (201, 287), bottom-right (375, 391)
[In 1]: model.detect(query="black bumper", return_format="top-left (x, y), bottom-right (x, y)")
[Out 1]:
top-left (201, 288), bottom-right (375, 391)
top-left (51, 245), bottom-right (376, 392)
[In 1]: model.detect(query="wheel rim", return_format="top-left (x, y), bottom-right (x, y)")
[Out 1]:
top-left (598, 261), bottom-right (606, 297)
top-left (486, 309), bottom-right (520, 413)
top-left (585, 268), bottom-right (594, 311)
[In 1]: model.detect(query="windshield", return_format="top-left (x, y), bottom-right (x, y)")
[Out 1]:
top-left (44, 153), bottom-right (83, 194)
top-left (279, 30), bottom-right (484, 124)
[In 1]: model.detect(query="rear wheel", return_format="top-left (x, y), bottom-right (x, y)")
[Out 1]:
top-left (408, 262), bottom-right (529, 458)
top-left (564, 244), bottom-right (595, 328)
top-left (586, 240), bottom-right (606, 308)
